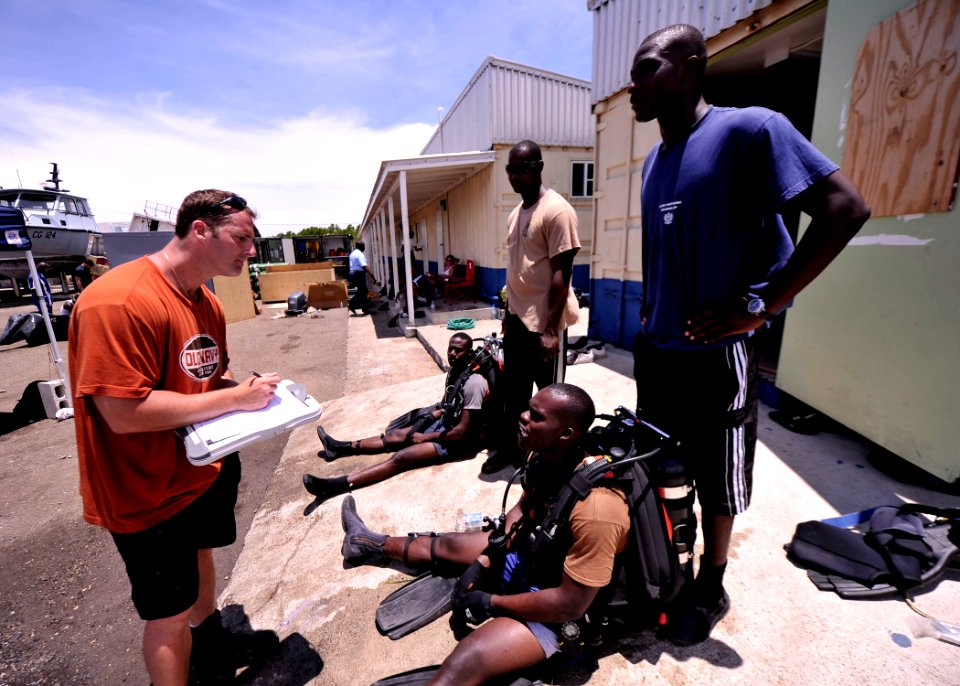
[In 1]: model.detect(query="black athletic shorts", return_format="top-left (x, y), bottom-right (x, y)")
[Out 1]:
top-left (633, 333), bottom-right (758, 516)
top-left (111, 453), bottom-right (241, 621)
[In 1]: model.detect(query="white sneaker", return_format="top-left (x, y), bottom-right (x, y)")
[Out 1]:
top-left (570, 350), bottom-right (594, 365)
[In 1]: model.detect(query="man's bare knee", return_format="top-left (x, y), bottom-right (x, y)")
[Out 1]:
top-left (432, 633), bottom-right (488, 686)
top-left (388, 448), bottom-right (416, 469)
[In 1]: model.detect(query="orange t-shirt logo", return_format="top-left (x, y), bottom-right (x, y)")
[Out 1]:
top-left (179, 334), bottom-right (220, 381)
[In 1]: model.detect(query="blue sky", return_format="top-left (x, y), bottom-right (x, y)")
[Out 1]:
top-left (0, 0), bottom-right (593, 234)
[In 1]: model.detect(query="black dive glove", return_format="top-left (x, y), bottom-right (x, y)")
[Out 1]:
top-left (453, 559), bottom-right (494, 624)
top-left (453, 589), bottom-right (493, 625)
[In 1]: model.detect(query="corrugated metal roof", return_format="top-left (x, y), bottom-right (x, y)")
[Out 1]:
top-left (588, 0), bottom-right (775, 105)
top-left (421, 57), bottom-right (593, 155)
top-left (360, 151), bottom-right (496, 231)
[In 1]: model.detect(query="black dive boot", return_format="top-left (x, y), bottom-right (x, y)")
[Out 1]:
top-left (667, 557), bottom-right (730, 645)
top-left (302, 474), bottom-right (350, 504)
top-left (316, 425), bottom-right (356, 461)
top-left (340, 495), bottom-right (390, 568)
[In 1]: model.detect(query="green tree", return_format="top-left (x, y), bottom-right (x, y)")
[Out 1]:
top-left (275, 223), bottom-right (358, 239)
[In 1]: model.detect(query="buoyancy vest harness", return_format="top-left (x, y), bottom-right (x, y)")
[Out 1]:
top-left (786, 503), bottom-right (959, 599)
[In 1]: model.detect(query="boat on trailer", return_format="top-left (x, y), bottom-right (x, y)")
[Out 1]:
top-left (0, 163), bottom-right (105, 280)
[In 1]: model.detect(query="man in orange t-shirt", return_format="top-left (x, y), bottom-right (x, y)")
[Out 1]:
top-left (69, 190), bottom-right (281, 686)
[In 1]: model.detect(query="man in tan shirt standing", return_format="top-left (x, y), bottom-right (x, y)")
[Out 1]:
top-left (482, 140), bottom-right (581, 474)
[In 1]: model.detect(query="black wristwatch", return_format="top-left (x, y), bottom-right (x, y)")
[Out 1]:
top-left (744, 294), bottom-right (774, 321)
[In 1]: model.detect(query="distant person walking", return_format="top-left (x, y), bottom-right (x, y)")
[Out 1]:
top-left (482, 140), bottom-right (581, 474)
top-left (628, 24), bottom-right (870, 645)
top-left (348, 241), bottom-right (375, 315)
top-left (69, 190), bottom-right (281, 684)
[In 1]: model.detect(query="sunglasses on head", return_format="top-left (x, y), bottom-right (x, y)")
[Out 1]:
top-left (505, 160), bottom-right (541, 175)
top-left (214, 193), bottom-right (248, 212)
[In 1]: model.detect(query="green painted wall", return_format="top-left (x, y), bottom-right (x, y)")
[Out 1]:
top-left (778, 0), bottom-right (960, 481)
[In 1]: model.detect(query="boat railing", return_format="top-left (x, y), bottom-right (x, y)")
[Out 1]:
top-left (144, 200), bottom-right (176, 221)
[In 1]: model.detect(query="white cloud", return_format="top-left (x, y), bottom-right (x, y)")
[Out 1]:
top-left (0, 89), bottom-right (434, 235)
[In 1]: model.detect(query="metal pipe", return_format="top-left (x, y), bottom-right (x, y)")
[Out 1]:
top-left (399, 171), bottom-right (416, 334)
top-left (25, 251), bottom-right (72, 406)
top-left (386, 200), bottom-right (400, 302)
top-left (620, 100), bottom-right (635, 282)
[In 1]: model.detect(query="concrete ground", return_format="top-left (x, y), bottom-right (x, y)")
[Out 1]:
top-left (1, 289), bottom-right (956, 685)
top-left (220, 305), bottom-right (959, 685)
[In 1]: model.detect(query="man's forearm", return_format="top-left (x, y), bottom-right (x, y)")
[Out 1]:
top-left (490, 583), bottom-right (596, 623)
top-left (92, 374), bottom-right (280, 434)
top-left (544, 273), bottom-right (568, 335)
top-left (765, 171), bottom-right (870, 314)
top-left (544, 249), bottom-right (578, 334)
top-left (94, 387), bottom-right (244, 434)
top-left (441, 409), bottom-right (476, 442)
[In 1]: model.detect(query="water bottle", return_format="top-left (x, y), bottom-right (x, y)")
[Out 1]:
top-left (455, 511), bottom-right (487, 533)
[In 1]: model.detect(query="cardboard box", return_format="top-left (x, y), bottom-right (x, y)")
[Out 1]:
top-left (308, 281), bottom-right (349, 309)
top-left (258, 269), bottom-right (336, 302)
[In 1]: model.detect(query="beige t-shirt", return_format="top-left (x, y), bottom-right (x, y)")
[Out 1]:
top-left (505, 188), bottom-right (581, 334)
top-left (563, 487), bottom-right (630, 587)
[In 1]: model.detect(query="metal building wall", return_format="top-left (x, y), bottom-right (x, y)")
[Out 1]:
top-left (587, 89), bottom-right (661, 348)
top-left (422, 66), bottom-right (495, 155)
top-left (777, 0), bottom-right (960, 482)
top-left (422, 58), bottom-right (593, 155)
top-left (588, 0), bottom-right (775, 105)
top-left (487, 62), bottom-right (593, 147)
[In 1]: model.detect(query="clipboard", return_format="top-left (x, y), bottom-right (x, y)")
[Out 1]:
top-left (178, 379), bottom-right (322, 466)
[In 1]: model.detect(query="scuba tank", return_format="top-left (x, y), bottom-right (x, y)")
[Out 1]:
top-left (650, 453), bottom-right (696, 585)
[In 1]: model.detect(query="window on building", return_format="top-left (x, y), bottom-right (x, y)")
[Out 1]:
top-left (571, 161), bottom-right (594, 198)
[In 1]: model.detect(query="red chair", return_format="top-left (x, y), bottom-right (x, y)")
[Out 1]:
top-left (444, 259), bottom-right (475, 302)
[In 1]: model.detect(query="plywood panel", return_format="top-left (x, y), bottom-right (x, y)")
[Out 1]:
top-left (841, 0), bottom-right (960, 217)
top-left (212, 274), bottom-right (256, 323)
top-left (265, 262), bottom-right (334, 272)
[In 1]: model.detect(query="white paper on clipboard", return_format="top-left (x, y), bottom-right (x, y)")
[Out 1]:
top-left (178, 380), bottom-right (322, 465)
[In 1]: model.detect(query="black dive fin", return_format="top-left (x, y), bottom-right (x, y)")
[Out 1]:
top-left (371, 665), bottom-right (441, 686)
top-left (371, 665), bottom-right (539, 686)
top-left (375, 572), bottom-right (456, 640)
top-left (806, 522), bottom-right (959, 599)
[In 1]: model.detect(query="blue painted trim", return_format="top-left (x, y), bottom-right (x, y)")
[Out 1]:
top-left (475, 266), bottom-right (506, 303)
top-left (470, 264), bottom-right (594, 305)
top-left (587, 277), bottom-right (643, 349)
top-left (572, 264), bottom-right (590, 293)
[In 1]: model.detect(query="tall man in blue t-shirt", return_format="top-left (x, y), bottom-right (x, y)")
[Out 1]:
top-left (629, 24), bottom-right (870, 644)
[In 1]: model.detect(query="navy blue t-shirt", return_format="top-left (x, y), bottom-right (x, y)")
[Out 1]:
top-left (640, 106), bottom-right (838, 350)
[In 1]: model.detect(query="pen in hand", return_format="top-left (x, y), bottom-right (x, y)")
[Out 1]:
top-left (250, 370), bottom-right (262, 378)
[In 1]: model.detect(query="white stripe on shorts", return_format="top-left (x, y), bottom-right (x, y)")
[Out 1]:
top-left (724, 341), bottom-right (748, 513)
